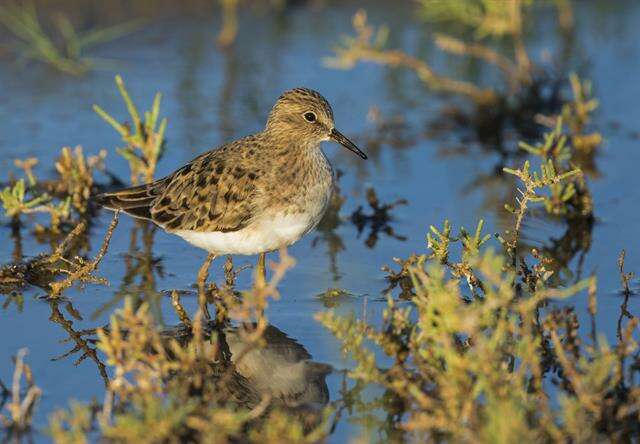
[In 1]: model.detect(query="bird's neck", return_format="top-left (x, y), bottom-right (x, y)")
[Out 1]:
top-left (259, 129), bottom-right (323, 159)
top-left (255, 130), bottom-right (332, 188)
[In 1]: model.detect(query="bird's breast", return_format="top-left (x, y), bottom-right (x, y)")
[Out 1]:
top-left (264, 147), bottom-right (333, 220)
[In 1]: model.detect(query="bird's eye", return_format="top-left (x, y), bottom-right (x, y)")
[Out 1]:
top-left (303, 112), bottom-right (317, 123)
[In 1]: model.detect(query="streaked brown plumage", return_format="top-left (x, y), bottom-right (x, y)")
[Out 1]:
top-left (95, 87), bottom-right (366, 258)
top-left (97, 142), bottom-right (260, 233)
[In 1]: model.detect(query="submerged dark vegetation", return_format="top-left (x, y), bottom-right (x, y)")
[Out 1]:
top-left (1, 0), bottom-right (639, 442)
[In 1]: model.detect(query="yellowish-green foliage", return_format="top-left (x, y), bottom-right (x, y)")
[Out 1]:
top-left (504, 157), bottom-right (581, 223)
top-left (500, 73), bottom-right (601, 243)
top-left (217, 0), bottom-right (241, 47)
top-left (418, 0), bottom-right (534, 84)
top-left (313, 76), bottom-right (626, 441)
top-left (1, 171), bottom-right (71, 232)
top-left (0, 147), bottom-right (105, 232)
top-left (216, 0), bottom-right (289, 47)
top-left (47, 401), bottom-right (93, 444)
top-left (94, 75), bottom-right (168, 185)
top-left (418, 0), bottom-right (533, 39)
top-left (0, 178), bottom-right (63, 220)
top-left (319, 221), bottom-right (638, 440)
top-left (317, 119), bottom-right (637, 440)
top-left (0, 144), bottom-right (116, 297)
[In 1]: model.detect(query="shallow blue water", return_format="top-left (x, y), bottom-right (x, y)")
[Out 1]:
top-left (0, 1), bottom-right (639, 441)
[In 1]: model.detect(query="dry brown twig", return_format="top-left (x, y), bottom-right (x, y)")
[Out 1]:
top-left (0, 349), bottom-right (42, 432)
top-left (326, 10), bottom-right (497, 105)
top-left (40, 220), bottom-right (88, 266)
top-left (48, 211), bottom-right (120, 298)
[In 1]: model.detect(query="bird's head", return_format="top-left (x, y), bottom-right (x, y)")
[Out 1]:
top-left (265, 87), bottom-right (367, 159)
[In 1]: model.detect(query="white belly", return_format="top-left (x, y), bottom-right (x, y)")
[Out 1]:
top-left (173, 211), bottom-right (321, 255)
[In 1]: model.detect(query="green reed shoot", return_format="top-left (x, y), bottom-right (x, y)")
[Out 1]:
top-left (511, 117), bottom-right (594, 219)
top-left (1, 146), bottom-right (105, 231)
top-left (0, 179), bottom-right (50, 218)
top-left (94, 75), bottom-right (167, 185)
top-left (0, 1), bottom-right (139, 76)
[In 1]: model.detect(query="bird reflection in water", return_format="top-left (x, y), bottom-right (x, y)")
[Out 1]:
top-left (164, 321), bottom-right (332, 413)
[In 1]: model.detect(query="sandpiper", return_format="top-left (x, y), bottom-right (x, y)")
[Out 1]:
top-left (96, 87), bottom-right (366, 308)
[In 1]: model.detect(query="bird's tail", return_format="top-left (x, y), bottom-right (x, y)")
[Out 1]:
top-left (93, 180), bottom-right (165, 222)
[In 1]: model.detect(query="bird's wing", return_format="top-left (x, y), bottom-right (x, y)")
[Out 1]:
top-left (149, 147), bottom-right (258, 233)
top-left (95, 142), bottom-right (259, 233)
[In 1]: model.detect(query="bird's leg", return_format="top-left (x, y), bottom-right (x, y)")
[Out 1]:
top-left (255, 252), bottom-right (267, 287)
top-left (197, 253), bottom-right (216, 319)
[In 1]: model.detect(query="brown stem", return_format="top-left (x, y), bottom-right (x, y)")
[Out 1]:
top-left (48, 212), bottom-right (119, 297)
top-left (197, 253), bottom-right (216, 319)
top-left (349, 46), bottom-right (497, 105)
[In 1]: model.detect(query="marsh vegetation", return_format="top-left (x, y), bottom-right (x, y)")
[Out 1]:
top-left (0, 1), bottom-right (639, 442)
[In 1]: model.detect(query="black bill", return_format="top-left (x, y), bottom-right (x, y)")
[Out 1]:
top-left (330, 128), bottom-right (367, 160)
